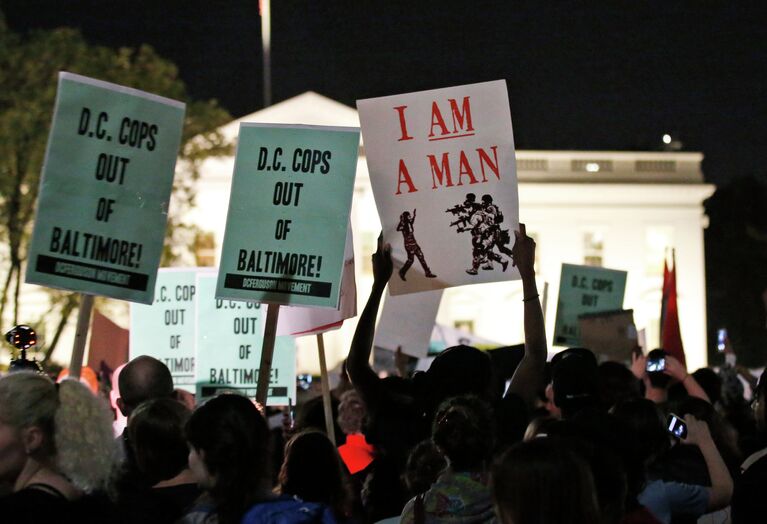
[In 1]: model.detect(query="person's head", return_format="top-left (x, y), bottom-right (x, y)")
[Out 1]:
top-left (400, 211), bottom-right (411, 222)
top-left (278, 430), bottom-right (350, 516)
top-left (0, 372), bottom-right (117, 492)
top-left (432, 395), bottom-right (495, 472)
top-left (492, 437), bottom-right (600, 524)
top-left (423, 345), bottom-right (493, 411)
top-left (610, 398), bottom-right (668, 467)
top-left (720, 365), bottom-right (746, 408)
top-left (550, 348), bottom-right (599, 419)
top-left (546, 412), bottom-right (630, 523)
top-left (481, 194), bottom-right (493, 205)
top-left (691, 368), bottom-right (722, 405)
top-left (674, 395), bottom-right (741, 465)
top-left (185, 393), bottom-right (270, 524)
top-left (646, 349), bottom-right (672, 390)
top-left (464, 193), bottom-right (477, 204)
top-left (403, 439), bottom-right (447, 496)
top-left (337, 389), bottom-right (366, 435)
top-left (117, 356), bottom-right (174, 417)
top-left (128, 397), bottom-right (191, 486)
top-left (597, 361), bottom-right (641, 411)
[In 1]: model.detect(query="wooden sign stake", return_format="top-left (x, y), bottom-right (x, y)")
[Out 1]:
top-left (68, 293), bottom-right (94, 379)
top-left (256, 303), bottom-right (280, 406)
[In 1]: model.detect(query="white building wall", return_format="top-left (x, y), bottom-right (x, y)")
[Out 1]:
top-left (516, 183), bottom-right (711, 370)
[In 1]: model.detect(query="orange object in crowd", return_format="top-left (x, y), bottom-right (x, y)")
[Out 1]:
top-left (57, 366), bottom-right (99, 394)
top-left (338, 433), bottom-right (375, 474)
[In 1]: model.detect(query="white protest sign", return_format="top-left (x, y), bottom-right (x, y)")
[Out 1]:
top-left (26, 72), bottom-right (185, 303)
top-left (358, 80), bottom-right (518, 295)
top-left (195, 273), bottom-right (296, 405)
top-left (276, 225), bottom-right (357, 336)
top-left (374, 289), bottom-right (443, 358)
top-left (129, 268), bottom-right (213, 392)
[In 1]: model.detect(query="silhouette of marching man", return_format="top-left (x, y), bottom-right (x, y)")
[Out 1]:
top-left (396, 209), bottom-right (436, 281)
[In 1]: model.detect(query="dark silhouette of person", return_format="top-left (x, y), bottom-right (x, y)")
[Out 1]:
top-left (396, 209), bottom-right (436, 281)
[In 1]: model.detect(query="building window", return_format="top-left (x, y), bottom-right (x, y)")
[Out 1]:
top-left (518, 158), bottom-right (549, 171)
top-left (572, 160), bottom-right (614, 172)
top-left (194, 231), bottom-right (216, 267)
top-left (636, 160), bottom-right (676, 172)
top-left (583, 230), bottom-right (604, 267)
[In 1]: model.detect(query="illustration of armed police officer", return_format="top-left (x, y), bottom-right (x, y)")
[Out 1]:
top-left (446, 193), bottom-right (512, 275)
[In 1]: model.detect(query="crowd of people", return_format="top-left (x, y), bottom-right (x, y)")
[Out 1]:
top-left (1, 224), bottom-right (766, 523)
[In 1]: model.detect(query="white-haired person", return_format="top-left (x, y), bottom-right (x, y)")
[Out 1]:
top-left (0, 371), bottom-right (120, 522)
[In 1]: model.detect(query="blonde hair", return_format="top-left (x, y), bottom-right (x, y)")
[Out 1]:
top-left (0, 372), bottom-right (118, 492)
top-left (337, 389), bottom-right (366, 435)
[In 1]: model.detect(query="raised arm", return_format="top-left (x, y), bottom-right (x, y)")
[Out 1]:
top-left (506, 224), bottom-right (547, 407)
top-left (664, 356), bottom-right (711, 403)
top-left (347, 233), bottom-right (392, 403)
top-left (684, 415), bottom-right (733, 511)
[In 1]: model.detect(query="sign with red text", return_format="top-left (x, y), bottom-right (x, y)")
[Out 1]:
top-left (26, 72), bottom-right (185, 303)
top-left (216, 124), bottom-right (359, 308)
top-left (358, 80), bottom-right (518, 295)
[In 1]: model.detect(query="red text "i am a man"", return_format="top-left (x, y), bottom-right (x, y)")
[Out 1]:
top-left (391, 96), bottom-right (500, 195)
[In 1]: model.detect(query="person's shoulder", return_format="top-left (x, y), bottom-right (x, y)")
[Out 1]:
top-left (70, 491), bottom-right (121, 524)
top-left (154, 482), bottom-right (202, 502)
top-left (1, 487), bottom-right (74, 523)
top-left (640, 478), bottom-right (707, 504)
top-left (740, 446), bottom-right (767, 473)
top-left (733, 450), bottom-right (767, 521)
top-left (242, 496), bottom-right (337, 524)
top-left (657, 480), bottom-right (709, 514)
top-left (176, 494), bottom-right (218, 524)
top-left (399, 496), bottom-right (416, 524)
top-left (660, 479), bottom-right (707, 495)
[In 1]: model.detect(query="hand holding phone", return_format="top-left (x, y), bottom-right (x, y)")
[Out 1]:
top-left (678, 414), bottom-right (712, 447)
top-left (282, 398), bottom-right (295, 439)
top-left (631, 351), bottom-right (647, 380)
top-left (297, 374), bottom-right (313, 391)
top-left (646, 356), bottom-right (666, 373)
top-left (717, 328), bottom-right (727, 352)
top-left (667, 413), bottom-right (688, 439)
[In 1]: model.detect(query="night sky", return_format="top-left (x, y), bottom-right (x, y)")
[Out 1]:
top-left (3, 1), bottom-right (766, 185)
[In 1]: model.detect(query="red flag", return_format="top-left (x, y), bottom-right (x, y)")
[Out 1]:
top-left (660, 249), bottom-right (686, 365)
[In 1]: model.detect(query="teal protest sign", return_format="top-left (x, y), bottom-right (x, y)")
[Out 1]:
top-left (196, 274), bottom-right (296, 405)
top-left (216, 123), bottom-right (360, 308)
top-left (25, 72), bottom-right (185, 304)
top-left (129, 268), bottom-right (212, 392)
top-left (553, 263), bottom-right (628, 347)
